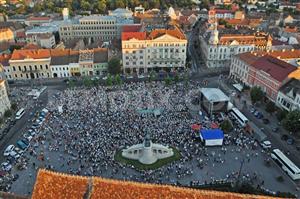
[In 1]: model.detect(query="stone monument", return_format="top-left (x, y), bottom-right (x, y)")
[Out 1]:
top-left (122, 133), bottom-right (174, 165)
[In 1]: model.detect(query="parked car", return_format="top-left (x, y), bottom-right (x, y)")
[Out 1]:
top-left (287, 138), bottom-right (295, 145)
top-left (250, 108), bottom-right (256, 113)
top-left (261, 140), bottom-right (272, 149)
top-left (256, 112), bottom-right (264, 119)
top-left (262, 118), bottom-right (269, 124)
top-left (281, 134), bottom-right (289, 141)
top-left (3, 145), bottom-right (14, 157)
top-left (16, 140), bottom-right (28, 150)
top-left (1, 162), bottom-right (12, 172)
top-left (272, 127), bottom-right (279, 132)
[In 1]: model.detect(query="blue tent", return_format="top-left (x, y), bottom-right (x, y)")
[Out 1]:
top-left (200, 129), bottom-right (224, 140)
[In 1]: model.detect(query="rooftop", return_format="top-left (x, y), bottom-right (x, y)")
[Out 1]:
top-left (236, 52), bottom-right (260, 65)
top-left (122, 32), bottom-right (147, 41)
top-left (252, 55), bottom-right (297, 82)
top-left (279, 78), bottom-right (300, 98)
top-left (200, 88), bottom-right (229, 102)
top-left (11, 49), bottom-right (51, 60)
top-left (31, 169), bottom-right (281, 199)
top-left (27, 16), bottom-right (51, 21)
top-left (79, 15), bottom-right (116, 21)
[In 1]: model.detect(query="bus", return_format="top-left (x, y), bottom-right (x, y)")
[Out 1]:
top-left (15, 108), bottom-right (25, 120)
top-left (271, 149), bottom-right (300, 180)
top-left (229, 107), bottom-right (248, 127)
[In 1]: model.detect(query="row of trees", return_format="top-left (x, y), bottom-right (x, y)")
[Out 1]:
top-left (2, 0), bottom-right (195, 15)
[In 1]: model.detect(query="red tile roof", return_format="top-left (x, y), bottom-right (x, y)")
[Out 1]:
top-left (27, 16), bottom-right (50, 21)
top-left (122, 24), bottom-right (142, 32)
top-left (147, 27), bottom-right (186, 40)
top-left (236, 52), bottom-right (260, 65)
top-left (23, 43), bottom-right (40, 50)
top-left (31, 169), bottom-right (282, 199)
top-left (11, 49), bottom-right (50, 60)
top-left (16, 31), bottom-right (26, 38)
top-left (122, 32), bottom-right (147, 41)
top-left (252, 55), bottom-right (296, 82)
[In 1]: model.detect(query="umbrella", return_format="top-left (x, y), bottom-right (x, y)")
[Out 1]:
top-left (191, 124), bottom-right (201, 131)
top-left (210, 122), bottom-right (219, 129)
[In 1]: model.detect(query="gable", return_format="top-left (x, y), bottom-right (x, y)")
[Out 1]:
top-left (152, 34), bottom-right (181, 41)
top-left (230, 40), bottom-right (240, 45)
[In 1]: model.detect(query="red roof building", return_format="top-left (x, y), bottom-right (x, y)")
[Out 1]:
top-left (121, 32), bottom-right (147, 41)
top-left (231, 52), bottom-right (297, 101)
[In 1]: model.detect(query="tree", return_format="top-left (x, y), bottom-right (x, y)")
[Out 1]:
top-left (83, 77), bottom-right (93, 87)
top-left (97, 0), bottom-right (107, 13)
top-left (149, 71), bottom-right (156, 82)
top-left (114, 74), bottom-right (122, 86)
top-left (164, 76), bottom-right (172, 86)
top-left (11, 103), bottom-right (17, 111)
top-left (220, 120), bottom-right (233, 133)
top-left (108, 57), bottom-right (121, 75)
top-left (282, 110), bottom-right (300, 134)
top-left (4, 110), bottom-right (11, 118)
top-left (106, 74), bottom-right (113, 86)
top-left (250, 86), bottom-right (264, 104)
top-left (276, 109), bottom-right (288, 121)
top-left (174, 74), bottom-right (180, 83)
top-left (265, 101), bottom-right (276, 114)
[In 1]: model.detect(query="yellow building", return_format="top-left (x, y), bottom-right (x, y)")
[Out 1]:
top-left (9, 49), bottom-right (51, 80)
top-left (0, 28), bottom-right (14, 43)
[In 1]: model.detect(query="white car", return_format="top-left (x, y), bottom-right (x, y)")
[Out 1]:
top-left (3, 145), bottom-right (15, 157)
top-left (1, 162), bottom-right (12, 172)
top-left (261, 140), bottom-right (272, 149)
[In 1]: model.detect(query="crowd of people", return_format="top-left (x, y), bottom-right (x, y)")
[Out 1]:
top-left (10, 81), bottom-right (276, 195)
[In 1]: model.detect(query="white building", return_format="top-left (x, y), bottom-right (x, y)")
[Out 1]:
top-left (0, 80), bottom-right (10, 117)
top-left (199, 22), bottom-right (272, 68)
top-left (26, 33), bottom-right (56, 48)
top-left (277, 78), bottom-right (300, 111)
top-left (122, 27), bottom-right (187, 74)
top-left (59, 14), bottom-right (135, 43)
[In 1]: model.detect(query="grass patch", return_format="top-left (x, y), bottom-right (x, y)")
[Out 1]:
top-left (114, 147), bottom-right (181, 170)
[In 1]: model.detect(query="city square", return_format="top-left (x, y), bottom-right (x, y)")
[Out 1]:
top-left (2, 81), bottom-right (298, 197)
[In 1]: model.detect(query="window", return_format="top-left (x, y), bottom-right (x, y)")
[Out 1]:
top-left (13, 66), bottom-right (16, 71)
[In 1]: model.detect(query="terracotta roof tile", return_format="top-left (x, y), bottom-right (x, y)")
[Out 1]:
top-left (31, 169), bottom-right (283, 199)
top-left (122, 24), bottom-right (142, 32)
top-left (252, 55), bottom-right (296, 82)
top-left (147, 27), bottom-right (186, 40)
top-left (236, 52), bottom-right (260, 65)
top-left (27, 16), bottom-right (50, 21)
top-left (11, 49), bottom-right (50, 60)
top-left (122, 32), bottom-right (147, 41)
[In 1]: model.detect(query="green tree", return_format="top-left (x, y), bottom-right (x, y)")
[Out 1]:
top-left (4, 110), bottom-right (11, 118)
top-left (97, 0), bottom-right (107, 13)
top-left (11, 103), bottom-right (17, 111)
top-left (265, 101), bottom-right (276, 114)
top-left (220, 119), bottom-right (233, 133)
top-left (115, 0), bottom-right (125, 8)
top-left (106, 74), bottom-right (113, 86)
top-left (282, 110), bottom-right (300, 134)
top-left (83, 77), bottom-right (93, 87)
top-left (149, 71), bottom-right (156, 82)
top-left (250, 86), bottom-right (264, 104)
top-left (108, 57), bottom-right (121, 75)
top-left (276, 109), bottom-right (288, 121)
top-left (80, 0), bottom-right (91, 10)
top-left (114, 74), bottom-right (122, 86)
top-left (174, 74), bottom-right (180, 83)
top-left (164, 76), bottom-right (172, 86)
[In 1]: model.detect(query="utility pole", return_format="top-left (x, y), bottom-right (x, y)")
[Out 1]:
top-left (236, 158), bottom-right (245, 188)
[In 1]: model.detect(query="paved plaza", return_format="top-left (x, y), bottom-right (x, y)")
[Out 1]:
top-left (5, 82), bottom-right (300, 197)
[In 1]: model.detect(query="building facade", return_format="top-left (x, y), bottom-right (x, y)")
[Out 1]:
top-left (199, 22), bottom-right (272, 68)
top-left (0, 80), bottom-right (11, 117)
top-left (0, 28), bottom-right (14, 43)
top-left (8, 49), bottom-right (51, 80)
top-left (276, 78), bottom-right (300, 111)
top-left (59, 14), bottom-right (134, 43)
top-left (230, 52), bottom-right (297, 101)
top-left (122, 27), bottom-right (187, 74)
